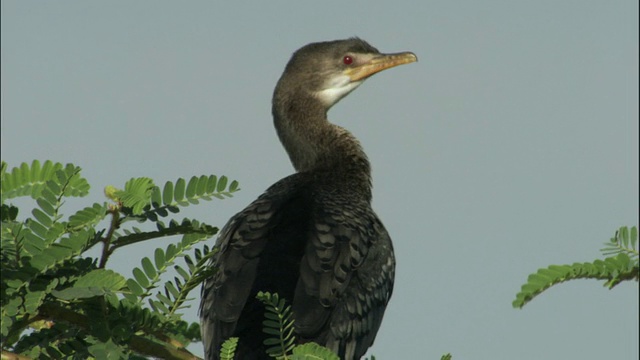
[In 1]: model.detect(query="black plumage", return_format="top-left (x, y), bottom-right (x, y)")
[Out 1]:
top-left (199, 38), bottom-right (416, 360)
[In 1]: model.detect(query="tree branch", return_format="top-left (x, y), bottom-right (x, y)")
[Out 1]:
top-left (38, 303), bottom-right (202, 360)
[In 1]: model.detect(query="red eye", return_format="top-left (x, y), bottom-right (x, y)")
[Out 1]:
top-left (343, 55), bottom-right (353, 65)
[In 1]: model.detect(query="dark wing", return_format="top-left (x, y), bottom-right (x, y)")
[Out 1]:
top-left (200, 174), bottom-right (395, 360)
top-left (199, 174), bottom-right (311, 359)
top-left (293, 193), bottom-right (396, 359)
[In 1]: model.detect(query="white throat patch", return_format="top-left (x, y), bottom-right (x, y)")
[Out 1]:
top-left (315, 74), bottom-right (364, 107)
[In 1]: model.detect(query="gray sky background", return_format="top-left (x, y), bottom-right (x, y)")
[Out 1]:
top-left (2, 1), bottom-right (638, 359)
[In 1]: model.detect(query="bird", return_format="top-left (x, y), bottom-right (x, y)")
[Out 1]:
top-left (199, 38), bottom-right (416, 360)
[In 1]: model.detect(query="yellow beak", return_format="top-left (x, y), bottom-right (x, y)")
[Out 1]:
top-left (345, 52), bottom-right (418, 82)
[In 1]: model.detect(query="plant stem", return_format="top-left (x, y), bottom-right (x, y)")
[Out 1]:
top-left (99, 208), bottom-right (120, 268)
top-left (37, 303), bottom-right (201, 360)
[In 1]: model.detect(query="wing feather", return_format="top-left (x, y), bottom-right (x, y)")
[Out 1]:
top-left (294, 194), bottom-right (395, 360)
top-left (200, 174), bottom-right (395, 360)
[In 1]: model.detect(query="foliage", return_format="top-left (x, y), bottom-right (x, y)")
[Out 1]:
top-left (218, 292), bottom-right (339, 360)
top-left (1, 160), bottom-right (239, 359)
top-left (219, 337), bottom-right (238, 360)
top-left (220, 291), bottom-right (453, 359)
top-left (290, 342), bottom-right (340, 360)
top-left (513, 226), bottom-right (639, 308)
top-left (1, 160), bottom-right (448, 359)
top-left (256, 291), bottom-right (298, 359)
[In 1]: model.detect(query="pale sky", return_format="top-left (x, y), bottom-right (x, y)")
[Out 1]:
top-left (1, 1), bottom-right (638, 359)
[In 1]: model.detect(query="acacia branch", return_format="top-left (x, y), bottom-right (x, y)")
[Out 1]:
top-left (108, 225), bottom-right (216, 252)
top-left (38, 303), bottom-right (202, 360)
top-left (1, 350), bottom-right (32, 360)
top-left (98, 208), bottom-right (120, 268)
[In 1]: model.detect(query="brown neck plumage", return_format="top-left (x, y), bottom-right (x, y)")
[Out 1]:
top-left (272, 84), bottom-right (372, 199)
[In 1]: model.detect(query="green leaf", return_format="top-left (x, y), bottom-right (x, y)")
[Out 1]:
top-left (1, 204), bottom-right (19, 221)
top-left (162, 181), bottom-right (174, 206)
top-left (23, 232), bottom-right (45, 255)
top-left (2, 164), bottom-right (243, 356)
top-left (19, 162), bottom-right (31, 183)
top-left (1, 160), bottom-right (63, 201)
top-left (61, 164), bottom-right (90, 197)
top-left (257, 291), bottom-right (296, 357)
top-left (150, 298), bottom-right (170, 314)
top-left (166, 244), bottom-right (178, 259)
top-left (68, 203), bottom-right (107, 229)
top-left (23, 290), bottom-right (47, 314)
top-left (263, 312), bottom-right (280, 321)
top-left (132, 268), bottom-right (150, 289)
top-left (206, 175), bottom-right (217, 193)
top-left (27, 230), bottom-right (93, 271)
top-left (216, 176), bottom-right (228, 192)
top-left (40, 187), bottom-right (58, 207)
top-left (31, 208), bottom-right (52, 227)
top-left (29, 160), bottom-right (41, 183)
top-left (174, 265), bottom-right (190, 282)
top-left (154, 248), bottom-right (166, 269)
top-left (514, 227), bottom-right (640, 308)
top-left (52, 286), bottom-right (107, 300)
top-left (150, 186), bottom-right (162, 208)
top-left (196, 175), bottom-right (208, 196)
top-left (262, 320), bottom-right (281, 329)
top-left (87, 339), bottom-right (126, 360)
top-left (164, 281), bottom-right (180, 299)
top-left (1, 316), bottom-right (12, 338)
top-left (620, 227), bottom-right (629, 248)
top-left (40, 160), bottom-right (55, 181)
top-left (27, 218), bottom-right (49, 238)
top-left (186, 176), bottom-right (198, 198)
top-left (118, 177), bottom-right (154, 215)
top-left (126, 278), bottom-right (144, 296)
top-left (291, 342), bottom-right (340, 360)
top-left (174, 178), bottom-right (186, 202)
top-left (220, 337), bottom-right (238, 360)
top-left (75, 269), bottom-right (127, 290)
top-left (156, 293), bottom-right (173, 307)
top-left (36, 197), bottom-right (56, 217)
top-left (229, 180), bottom-right (239, 192)
top-left (263, 328), bottom-right (283, 336)
top-left (141, 257), bottom-right (157, 279)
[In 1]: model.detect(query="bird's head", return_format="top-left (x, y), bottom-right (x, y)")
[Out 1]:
top-left (275, 38), bottom-right (417, 109)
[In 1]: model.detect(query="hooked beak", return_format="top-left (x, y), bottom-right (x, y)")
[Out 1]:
top-left (344, 52), bottom-right (418, 82)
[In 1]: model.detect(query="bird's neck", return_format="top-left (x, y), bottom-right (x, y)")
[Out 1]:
top-left (272, 93), bottom-right (372, 198)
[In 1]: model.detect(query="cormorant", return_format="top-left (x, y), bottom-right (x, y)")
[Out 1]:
top-left (200, 38), bottom-right (417, 360)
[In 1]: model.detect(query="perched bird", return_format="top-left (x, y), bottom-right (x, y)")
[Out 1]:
top-left (200, 38), bottom-right (416, 360)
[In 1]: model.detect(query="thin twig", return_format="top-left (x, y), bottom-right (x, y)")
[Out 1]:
top-left (98, 208), bottom-right (120, 269)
